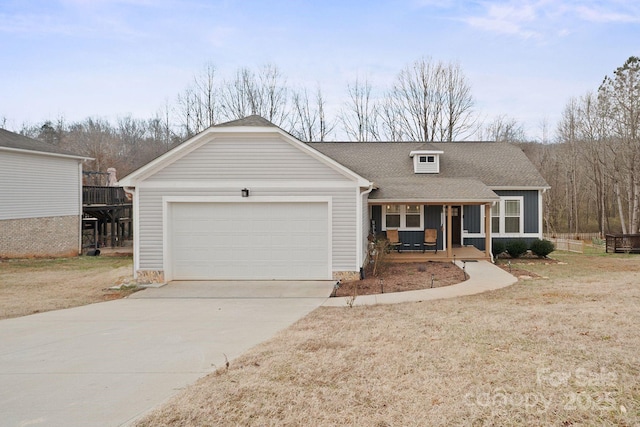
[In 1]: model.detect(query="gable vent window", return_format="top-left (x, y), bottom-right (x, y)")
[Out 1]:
top-left (418, 155), bottom-right (435, 163)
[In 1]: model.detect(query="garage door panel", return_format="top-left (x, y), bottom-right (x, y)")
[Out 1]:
top-left (170, 202), bottom-right (329, 280)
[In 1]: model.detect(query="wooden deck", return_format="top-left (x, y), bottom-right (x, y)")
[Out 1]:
top-left (606, 233), bottom-right (640, 253)
top-left (385, 246), bottom-right (490, 263)
top-left (82, 186), bottom-right (133, 249)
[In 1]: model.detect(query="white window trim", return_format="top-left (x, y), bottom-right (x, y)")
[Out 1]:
top-left (382, 204), bottom-right (424, 231)
top-left (491, 196), bottom-right (524, 237)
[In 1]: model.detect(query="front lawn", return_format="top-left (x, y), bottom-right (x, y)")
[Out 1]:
top-left (0, 256), bottom-right (134, 319)
top-left (136, 251), bottom-right (640, 426)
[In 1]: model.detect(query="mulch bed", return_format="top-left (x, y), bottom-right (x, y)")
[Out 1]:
top-left (332, 261), bottom-right (467, 297)
top-left (333, 254), bottom-right (560, 297)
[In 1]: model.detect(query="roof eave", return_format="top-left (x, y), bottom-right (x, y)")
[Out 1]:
top-left (368, 198), bottom-right (499, 204)
top-left (0, 146), bottom-right (93, 161)
top-left (490, 185), bottom-right (551, 191)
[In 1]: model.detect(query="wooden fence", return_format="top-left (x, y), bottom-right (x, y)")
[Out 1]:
top-left (544, 232), bottom-right (602, 242)
top-left (543, 236), bottom-right (585, 253)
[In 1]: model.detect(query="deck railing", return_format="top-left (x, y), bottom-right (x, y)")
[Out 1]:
top-left (83, 186), bottom-right (130, 206)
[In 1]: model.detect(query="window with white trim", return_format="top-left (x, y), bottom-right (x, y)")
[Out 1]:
top-left (383, 205), bottom-right (424, 230)
top-left (491, 203), bottom-right (500, 233)
top-left (504, 200), bottom-right (521, 233)
top-left (385, 205), bottom-right (401, 228)
top-left (490, 197), bottom-right (523, 235)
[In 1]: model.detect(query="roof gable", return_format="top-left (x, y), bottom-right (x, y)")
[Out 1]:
top-left (119, 117), bottom-right (371, 187)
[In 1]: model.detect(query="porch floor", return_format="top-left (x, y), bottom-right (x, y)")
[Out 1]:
top-left (385, 245), bottom-right (490, 263)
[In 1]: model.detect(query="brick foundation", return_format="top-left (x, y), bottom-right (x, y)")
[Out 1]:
top-left (0, 215), bottom-right (80, 258)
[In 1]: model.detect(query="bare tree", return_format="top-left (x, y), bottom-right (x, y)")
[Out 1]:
top-left (556, 98), bottom-right (581, 234)
top-left (64, 118), bottom-right (122, 173)
top-left (378, 96), bottom-right (405, 141)
top-left (385, 57), bottom-right (477, 141)
top-left (220, 64), bottom-right (289, 127)
top-left (441, 62), bottom-right (478, 141)
top-left (480, 115), bottom-right (526, 142)
top-left (339, 77), bottom-right (379, 141)
top-left (175, 63), bottom-right (220, 138)
top-left (37, 117), bottom-right (66, 146)
top-left (257, 64), bottom-right (289, 125)
top-left (575, 92), bottom-right (611, 234)
top-left (290, 86), bottom-right (333, 142)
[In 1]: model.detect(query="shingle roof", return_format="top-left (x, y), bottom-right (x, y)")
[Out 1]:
top-left (311, 142), bottom-right (549, 202)
top-left (0, 128), bottom-right (87, 159)
top-left (214, 115), bottom-right (277, 128)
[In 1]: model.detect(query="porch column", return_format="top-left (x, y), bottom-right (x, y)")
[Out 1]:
top-left (484, 203), bottom-right (491, 260)
top-left (446, 204), bottom-right (453, 259)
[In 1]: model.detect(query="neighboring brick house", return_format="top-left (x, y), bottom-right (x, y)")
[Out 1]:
top-left (0, 129), bottom-right (90, 258)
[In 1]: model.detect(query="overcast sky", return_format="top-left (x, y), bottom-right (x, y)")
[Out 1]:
top-left (1, 0), bottom-right (638, 141)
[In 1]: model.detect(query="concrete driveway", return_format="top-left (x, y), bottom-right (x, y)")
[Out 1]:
top-left (0, 281), bottom-right (334, 427)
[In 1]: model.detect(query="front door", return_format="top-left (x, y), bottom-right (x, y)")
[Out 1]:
top-left (451, 206), bottom-right (462, 246)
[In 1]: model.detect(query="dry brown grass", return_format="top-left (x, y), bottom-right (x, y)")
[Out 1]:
top-left (0, 256), bottom-right (134, 319)
top-left (136, 251), bottom-right (640, 426)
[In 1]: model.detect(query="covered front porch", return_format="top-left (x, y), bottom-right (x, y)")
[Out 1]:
top-left (371, 202), bottom-right (494, 262)
top-left (385, 245), bottom-right (490, 263)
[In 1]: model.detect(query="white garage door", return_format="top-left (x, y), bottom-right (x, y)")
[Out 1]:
top-left (169, 202), bottom-right (329, 280)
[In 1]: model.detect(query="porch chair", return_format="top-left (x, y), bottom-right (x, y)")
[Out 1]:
top-left (385, 229), bottom-right (403, 253)
top-left (423, 228), bottom-right (438, 253)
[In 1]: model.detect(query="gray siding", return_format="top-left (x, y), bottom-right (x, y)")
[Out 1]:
top-left (375, 205), bottom-right (444, 251)
top-left (0, 151), bottom-right (81, 220)
top-left (138, 186), bottom-right (358, 272)
top-left (425, 205), bottom-right (444, 250)
top-left (464, 237), bottom-right (486, 251)
top-left (463, 205), bottom-right (481, 233)
top-left (148, 135), bottom-right (347, 182)
top-left (495, 190), bottom-right (539, 234)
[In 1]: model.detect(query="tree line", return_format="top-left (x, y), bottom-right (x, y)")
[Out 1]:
top-left (5, 56), bottom-right (639, 235)
top-left (9, 57), bottom-right (520, 176)
top-left (522, 56), bottom-right (640, 235)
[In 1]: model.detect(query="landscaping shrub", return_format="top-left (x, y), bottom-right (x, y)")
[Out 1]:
top-left (492, 240), bottom-right (505, 257)
top-left (506, 239), bottom-right (528, 258)
top-left (530, 238), bottom-right (555, 258)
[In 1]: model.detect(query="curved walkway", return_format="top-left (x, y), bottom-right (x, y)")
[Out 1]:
top-left (322, 260), bottom-right (517, 307)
